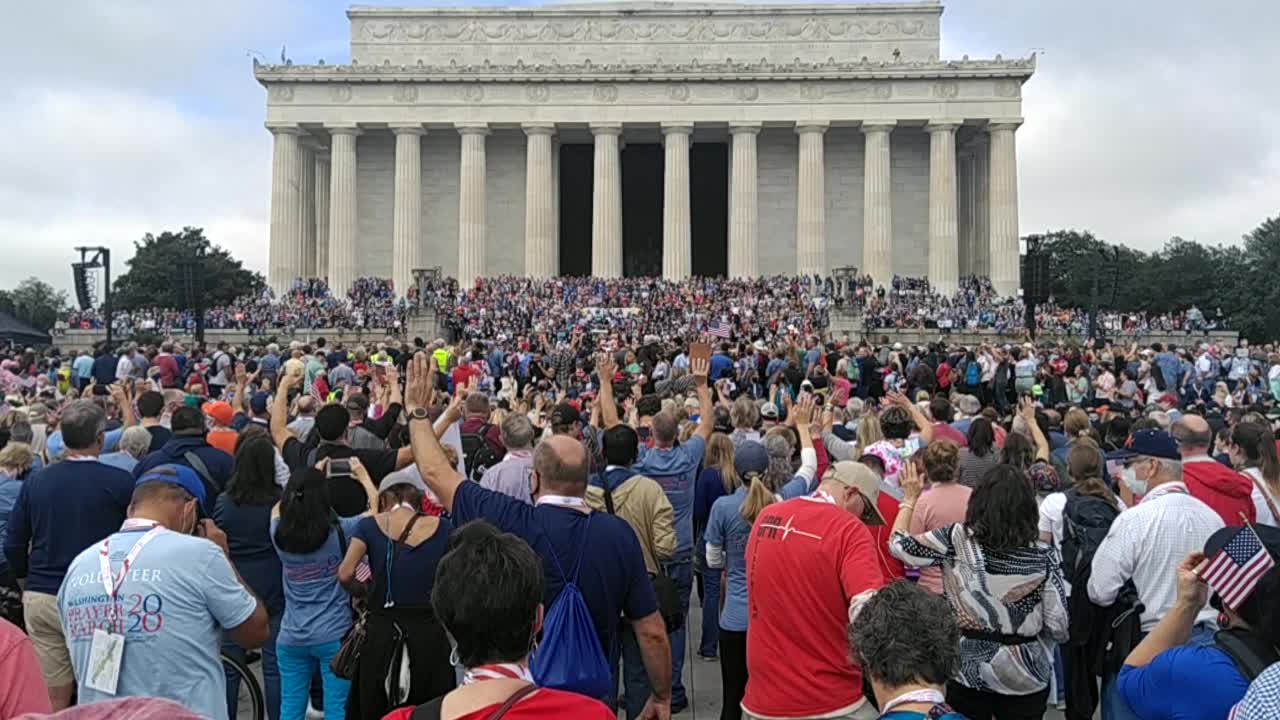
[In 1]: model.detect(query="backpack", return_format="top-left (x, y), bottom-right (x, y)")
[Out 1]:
top-left (461, 423), bottom-right (501, 481)
top-left (599, 475), bottom-right (684, 633)
top-left (1151, 362), bottom-right (1167, 391)
top-left (529, 514), bottom-right (612, 699)
top-left (183, 451), bottom-right (224, 500)
top-left (1059, 489), bottom-right (1119, 583)
top-left (965, 360), bottom-right (981, 386)
top-left (1215, 627), bottom-right (1280, 681)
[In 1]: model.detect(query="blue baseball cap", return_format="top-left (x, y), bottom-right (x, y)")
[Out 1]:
top-left (1107, 429), bottom-right (1180, 461)
top-left (734, 441), bottom-right (770, 477)
top-left (135, 464), bottom-right (207, 512)
top-left (250, 392), bottom-right (272, 415)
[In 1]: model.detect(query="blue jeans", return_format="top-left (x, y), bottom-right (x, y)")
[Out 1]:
top-left (277, 640), bottom-right (350, 720)
top-left (613, 621), bottom-right (652, 719)
top-left (1102, 622), bottom-right (1215, 720)
top-left (225, 614), bottom-right (281, 720)
top-left (698, 560), bottom-right (721, 658)
top-left (664, 558), bottom-right (694, 707)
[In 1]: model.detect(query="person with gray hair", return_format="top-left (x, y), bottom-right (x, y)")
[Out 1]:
top-left (848, 580), bottom-right (961, 717)
top-left (97, 426), bottom-right (153, 473)
top-left (1087, 429), bottom-right (1224, 720)
top-left (477, 413), bottom-right (537, 504)
top-left (3, 397), bottom-right (136, 711)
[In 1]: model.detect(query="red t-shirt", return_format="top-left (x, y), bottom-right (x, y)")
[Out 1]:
top-left (381, 688), bottom-right (614, 720)
top-left (870, 493), bottom-right (907, 582)
top-left (743, 496), bottom-right (885, 717)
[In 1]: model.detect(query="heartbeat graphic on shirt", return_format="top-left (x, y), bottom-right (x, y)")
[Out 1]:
top-left (756, 514), bottom-right (823, 542)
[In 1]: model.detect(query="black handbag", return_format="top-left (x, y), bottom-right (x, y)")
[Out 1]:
top-left (601, 476), bottom-right (685, 633)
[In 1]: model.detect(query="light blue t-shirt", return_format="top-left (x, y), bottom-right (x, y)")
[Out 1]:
top-left (633, 435), bottom-right (706, 559)
top-left (46, 426), bottom-right (123, 460)
top-left (97, 451), bottom-right (138, 474)
top-left (705, 488), bottom-right (751, 632)
top-left (271, 515), bottom-right (361, 647)
top-left (57, 529), bottom-right (257, 720)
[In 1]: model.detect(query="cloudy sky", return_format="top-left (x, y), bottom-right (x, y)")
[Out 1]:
top-left (2, 0), bottom-right (1277, 293)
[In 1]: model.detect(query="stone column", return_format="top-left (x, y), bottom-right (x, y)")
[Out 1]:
top-left (552, 138), bottom-right (561, 271)
top-left (956, 147), bottom-right (974, 279)
top-left (728, 122), bottom-right (761, 279)
top-left (325, 125), bottom-right (360, 295)
top-left (987, 119), bottom-right (1023, 296)
top-left (661, 123), bottom-right (693, 280)
top-left (390, 124), bottom-right (425, 297)
top-left (314, 153), bottom-right (331, 283)
top-left (298, 143), bottom-right (317, 279)
top-left (795, 122), bottom-right (828, 277)
top-left (926, 121), bottom-right (961, 296)
top-left (523, 123), bottom-right (557, 278)
top-left (590, 123), bottom-right (623, 278)
top-left (267, 123), bottom-right (303, 295)
top-left (457, 123), bottom-right (489, 288)
top-left (861, 122), bottom-right (895, 288)
top-left (971, 135), bottom-right (990, 279)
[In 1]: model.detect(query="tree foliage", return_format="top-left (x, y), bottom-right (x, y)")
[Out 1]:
top-left (0, 278), bottom-right (70, 332)
top-left (111, 227), bottom-right (264, 311)
top-left (1029, 214), bottom-right (1279, 340)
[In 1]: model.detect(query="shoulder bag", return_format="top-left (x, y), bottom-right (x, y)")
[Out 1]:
top-left (602, 475), bottom-right (684, 633)
top-left (330, 513), bottom-right (422, 680)
top-left (410, 683), bottom-right (538, 720)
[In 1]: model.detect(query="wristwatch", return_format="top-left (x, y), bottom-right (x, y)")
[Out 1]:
top-left (408, 407), bottom-right (430, 422)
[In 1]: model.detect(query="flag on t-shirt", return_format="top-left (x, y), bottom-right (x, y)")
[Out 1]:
top-left (1201, 524), bottom-right (1275, 610)
top-left (708, 321), bottom-right (732, 339)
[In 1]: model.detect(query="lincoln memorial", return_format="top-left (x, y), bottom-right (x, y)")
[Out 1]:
top-left (255, 1), bottom-right (1034, 297)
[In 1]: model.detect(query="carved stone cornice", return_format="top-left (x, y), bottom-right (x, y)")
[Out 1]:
top-left (252, 55), bottom-right (1035, 86)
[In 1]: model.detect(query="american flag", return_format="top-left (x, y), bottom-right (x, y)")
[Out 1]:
top-left (708, 320), bottom-right (732, 339)
top-left (1200, 524), bottom-right (1275, 610)
top-left (354, 559), bottom-right (372, 583)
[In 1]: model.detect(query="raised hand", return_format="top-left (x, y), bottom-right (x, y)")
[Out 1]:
top-left (596, 352), bottom-right (617, 383)
top-left (690, 356), bottom-right (710, 386)
top-left (405, 352), bottom-right (436, 412)
top-left (899, 459), bottom-right (924, 502)
top-left (792, 394), bottom-right (816, 429)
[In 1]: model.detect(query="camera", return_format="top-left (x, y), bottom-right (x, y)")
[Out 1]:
top-left (327, 459), bottom-right (352, 478)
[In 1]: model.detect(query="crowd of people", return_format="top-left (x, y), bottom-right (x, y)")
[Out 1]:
top-left (0, 298), bottom-right (1277, 720)
top-left (57, 275), bottom-right (1226, 349)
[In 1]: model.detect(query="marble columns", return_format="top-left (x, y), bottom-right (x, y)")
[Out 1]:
top-left (661, 123), bottom-right (693, 280)
top-left (591, 124), bottom-right (623, 278)
top-left (971, 135), bottom-right (991, 279)
top-left (523, 124), bottom-right (557, 278)
top-left (325, 124), bottom-right (360, 295)
top-left (298, 143), bottom-right (317, 280)
top-left (861, 121), bottom-right (895, 287)
top-left (456, 123), bottom-right (489, 288)
top-left (987, 120), bottom-right (1022, 296)
top-left (728, 122), bottom-right (760, 279)
top-left (267, 124), bottom-right (302, 295)
top-left (314, 153), bottom-right (331, 283)
top-left (926, 121), bottom-right (961, 296)
top-left (390, 124), bottom-right (425, 297)
top-left (795, 122), bottom-right (828, 276)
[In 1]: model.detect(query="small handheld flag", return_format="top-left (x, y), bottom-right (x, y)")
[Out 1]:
top-left (1200, 524), bottom-right (1275, 611)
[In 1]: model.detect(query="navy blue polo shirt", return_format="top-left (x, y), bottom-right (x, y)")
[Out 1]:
top-left (450, 482), bottom-right (657, 659)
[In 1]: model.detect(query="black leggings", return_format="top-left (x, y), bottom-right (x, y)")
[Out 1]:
top-left (947, 681), bottom-right (1049, 720)
top-left (720, 629), bottom-right (748, 720)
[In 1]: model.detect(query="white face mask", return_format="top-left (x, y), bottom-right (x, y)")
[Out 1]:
top-left (1121, 464), bottom-right (1147, 496)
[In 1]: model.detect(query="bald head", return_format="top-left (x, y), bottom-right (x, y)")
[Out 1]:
top-left (532, 435), bottom-right (589, 495)
top-left (1172, 415), bottom-right (1213, 454)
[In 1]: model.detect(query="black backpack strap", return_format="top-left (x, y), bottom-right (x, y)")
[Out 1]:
top-left (1215, 628), bottom-right (1280, 681)
top-left (183, 451), bottom-right (221, 496)
top-left (409, 697), bottom-right (444, 720)
top-left (601, 474), bottom-right (616, 515)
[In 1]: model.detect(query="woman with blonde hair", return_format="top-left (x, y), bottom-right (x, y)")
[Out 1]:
top-left (694, 433), bottom-right (741, 661)
top-left (856, 412), bottom-right (884, 452)
top-left (705, 440), bottom-right (774, 720)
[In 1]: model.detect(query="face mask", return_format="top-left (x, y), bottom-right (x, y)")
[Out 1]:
top-left (1121, 465), bottom-right (1147, 496)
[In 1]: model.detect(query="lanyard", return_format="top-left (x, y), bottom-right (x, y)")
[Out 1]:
top-left (99, 522), bottom-right (165, 630)
top-left (803, 490), bottom-right (838, 506)
top-left (462, 663), bottom-right (534, 686)
top-left (880, 688), bottom-right (946, 715)
top-left (535, 494), bottom-right (588, 509)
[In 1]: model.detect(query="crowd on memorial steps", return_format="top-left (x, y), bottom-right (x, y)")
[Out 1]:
top-left (0, 268), bottom-right (1273, 720)
top-left (58, 273), bottom-right (1220, 340)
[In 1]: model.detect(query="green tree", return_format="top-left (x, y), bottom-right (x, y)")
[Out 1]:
top-left (1238, 214), bottom-right (1280, 340)
top-left (2, 277), bottom-right (70, 331)
top-left (112, 227), bottom-right (264, 311)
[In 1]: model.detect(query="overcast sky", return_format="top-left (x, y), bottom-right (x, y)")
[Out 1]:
top-left (2, 0), bottom-right (1277, 293)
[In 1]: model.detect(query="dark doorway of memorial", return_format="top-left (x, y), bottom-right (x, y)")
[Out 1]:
top-left (558, 144), bottom-right (593, 277)
top-left (622, 144), bottom-right (663, 278)
top-left (690, 142), bottom-right (728, 277)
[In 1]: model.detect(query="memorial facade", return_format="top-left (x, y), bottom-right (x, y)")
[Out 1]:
top-left (256, 1), bottom-right (1034, 297)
